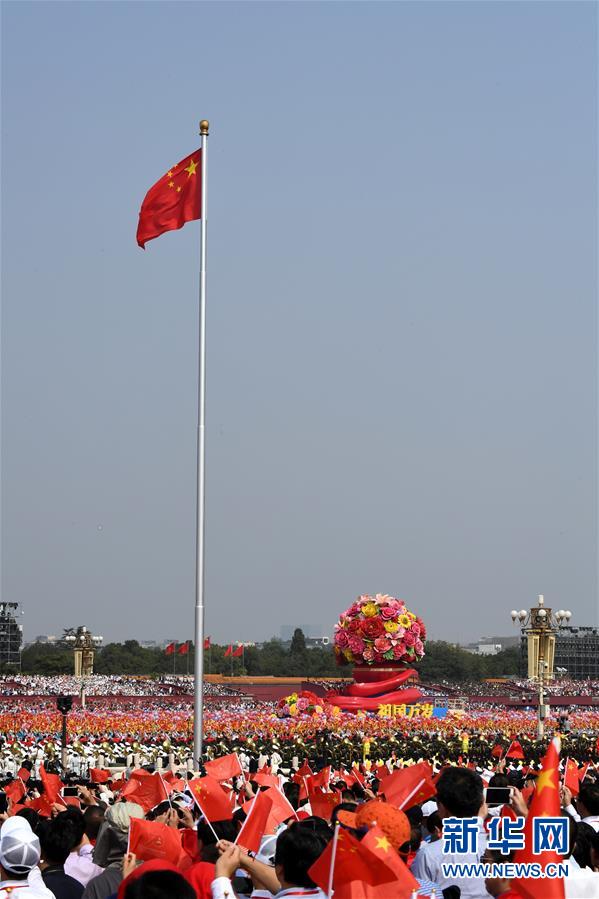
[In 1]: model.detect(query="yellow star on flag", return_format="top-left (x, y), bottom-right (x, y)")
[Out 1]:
top-left (185, 158), bottom-right (198, 177)
top-left (375, 835), bottom-right (391, 852)
top-left (536, 767), bottom-right (557, 795)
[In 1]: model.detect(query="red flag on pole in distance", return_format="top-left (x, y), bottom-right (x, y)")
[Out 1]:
top-left (204, 637), bottom-right (211, 650)
top-left (137, 149), bottom-right (202, 249)
top-left (121, 771), bottom-right (168, 813)
top-left (90, 768), bottom-right (111, 784)
top-left (224, 645), bottom-right (233, 657)
top-left (188, 776), bottom-right (233, 822)
top-left (381, 762), bottom-right (436, 810)
top-left (204, 753), bottom-right (243, 783)
top-left (235, 791), bottom-right (273, 854)
top-left (232, 645), bottom-right (243, 657)
top-left (128, 818), bottom-right (184, 866)
top-left (513, 739), bottom-right (565, 899)
top-left (178, 642), bottom-right (190, 656)
top-left (165, 642), bottom-right (176, 656)
top-left (308, 826), bottom-right (397, 894)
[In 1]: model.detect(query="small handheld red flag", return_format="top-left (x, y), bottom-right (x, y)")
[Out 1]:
top-left (137, 150), bottom-right (201, 248)
top-left (235, 791), bottom-right (273, 854)
top-left (189, 776), bottom-right (233, 822)
top-left (204, 753), bottom-right (243, 783)
top-left (128, 818), bottom-right (184, 866)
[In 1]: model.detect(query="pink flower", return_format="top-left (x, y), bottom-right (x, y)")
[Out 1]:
top-left (297, 698), bottom-right (308, 711)
top-left (411, 622), bottom-right (421, 636)
top-left (380, 606), bottom-right (398, 620)
top-left (334, 629), bottom-right (349, 648)
top-left (415, 639), bottom-right (424, 655)
top-left (362, 647), bottom-right (375, 662)
top-left (348, 635), bottom-right (365, 655)
top-left (404, 630), bottom-right (416, 647)
top-left (374, 635), bottom-right (392, 653)
top-left (392, 643), bottom-right (405, 660)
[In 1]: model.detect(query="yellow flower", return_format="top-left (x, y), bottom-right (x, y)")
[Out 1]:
top-left (315, 705), bottom-right (323, 714)
top-left (289, 703), bottom-right (298, 716)
top-left (408, 612), bottom-right (416, 620)
top-left (343, 649), bottom-right (353, 661)
top-left (384, 621), bottom-right (399, 633)
top-left (362, 602), bottom-right (378, 617)
top-left (398, 614), bottom-right (411, 628)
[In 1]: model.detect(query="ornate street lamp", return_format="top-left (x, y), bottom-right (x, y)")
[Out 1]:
top-left (63, 626), bottom-right (103, 677)
top-left (510, 596), bottom-right (571, 740)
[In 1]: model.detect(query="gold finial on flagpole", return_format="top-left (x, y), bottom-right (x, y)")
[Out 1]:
top-left (200, 120), bottom-right (210, 135)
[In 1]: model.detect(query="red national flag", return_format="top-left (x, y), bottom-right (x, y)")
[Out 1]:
top-left (62, 796), bottom-right (82, 809)
top-left (506, 740), bottom-right (525, 760)
top-left (128, 817), bottom-right (184, 866)
top-left (306, 767), bottom-right (331, 791)
top-left (297, 760), bottom-right (313, 777)
top-left (121, 770), bottom-right (168, 813)
top-left (261, 786), bottom-right (298, 834)
top-left (308, 826), bottom-right (397, 894)
top-left (178, 641), bottom-right (190, 655)
top-left (204, 637), bottom-right (211, 650)
top-left (188, 776), bottom-right (233, 822)
top-left (165, 642), bottom-right (176, 656)
top-left (5, 779), bottom-right (26, 805)
top-left (308, 791), bottom-right (340, 823)
top-left (16, 768), bottom-right (30, 783)
top-left (39, 765), bottom-right (63, 804)
top-left (491, 744), bottom-right (504, 759)
top-left (137, 149), bottom-right (201, 249)
top-left (162, 771), bottom-right (186, 792)
top-left (90, 768), bottom-right (111, 784)
top-left (513, 739), bottom-right (565, 899)
top-left (232, 644), bottom-right (243, 657)
top-left (381, 762), bottom-right (435, 810)
top-left (26, 795), bottom-right (56, 818)
top-left (347, 826), bottom-right (420, 899)
top-left (579, 762), bottom-right (592, 784)
top-left (224, 645), bottom-right (233, 657)
top-left (204, 753), bottom-right (243, 783)
top-left (251, 772), bottom-right (280, 789)
top-left (563, 758), bottom-right (580, 797)
top-left (235, 790), bottom-right (273, 854)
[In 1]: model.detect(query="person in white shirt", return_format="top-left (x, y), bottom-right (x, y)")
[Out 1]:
top-left (412, 767), bottom-right (489, 899)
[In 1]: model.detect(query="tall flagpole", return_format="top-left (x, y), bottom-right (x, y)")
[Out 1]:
top-left (194, 119), bottom-right (209, 766)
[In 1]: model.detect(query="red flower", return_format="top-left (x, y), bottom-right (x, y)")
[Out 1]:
top-left (360, 617), bottom-right (385, 640)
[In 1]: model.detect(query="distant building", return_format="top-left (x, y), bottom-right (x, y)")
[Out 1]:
top-left (34, 635), bottom-right (60, 644)
top-left (463, 635), bottom-right (519, 656)
top-left (520, 625), bottom-right (599, 680)
top-left (0, 604), bottom-right (23, 665)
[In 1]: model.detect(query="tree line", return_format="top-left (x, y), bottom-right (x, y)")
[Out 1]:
top-left (11, 630), bottom-right (522, 680)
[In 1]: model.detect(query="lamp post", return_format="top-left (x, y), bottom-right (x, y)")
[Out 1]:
top-left (510, 596), bottom-right (571, 740)
top-left (56, 695), bottom-right (73, 770)
top-left (64, 627), bottom-right (103, 708)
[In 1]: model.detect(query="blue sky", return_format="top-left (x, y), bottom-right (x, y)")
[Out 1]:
top-left (1, 1), bottom-right (597, 645)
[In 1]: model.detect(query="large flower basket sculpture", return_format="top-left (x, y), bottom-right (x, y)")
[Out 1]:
top-left (326, 594), bottom-right (426, 711)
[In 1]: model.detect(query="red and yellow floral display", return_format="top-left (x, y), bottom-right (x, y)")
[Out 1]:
top-left (334, 594), bottom-right (426, 666)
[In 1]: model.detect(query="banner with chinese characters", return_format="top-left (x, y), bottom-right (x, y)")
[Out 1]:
top-left (377, 702), bottom-right (448, 719)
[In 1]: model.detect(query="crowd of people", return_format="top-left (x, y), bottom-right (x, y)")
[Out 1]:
top-left (0, 741), bottom-right (598, 898)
